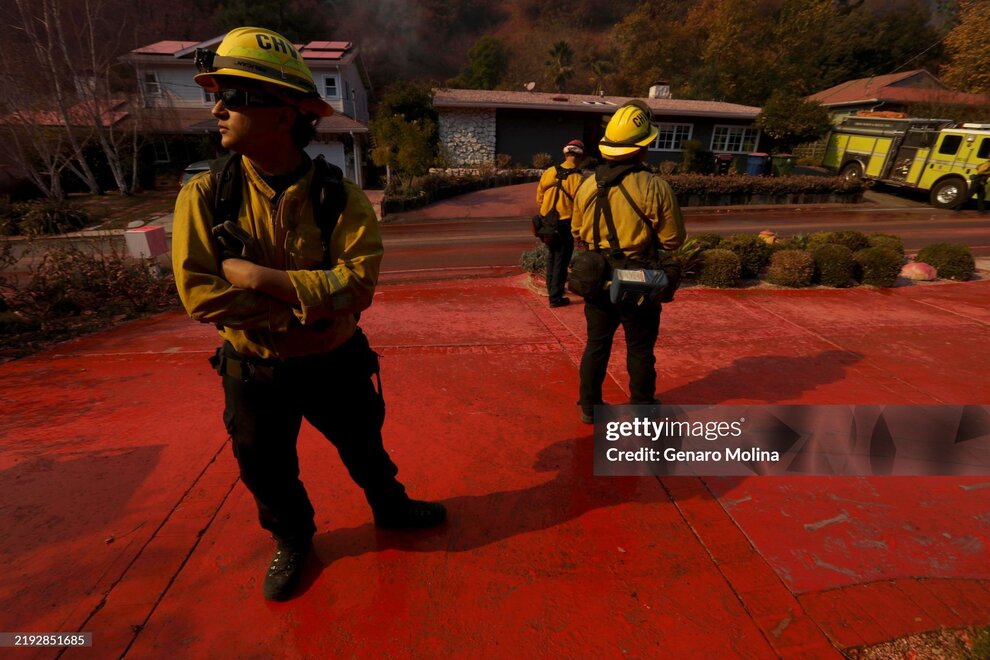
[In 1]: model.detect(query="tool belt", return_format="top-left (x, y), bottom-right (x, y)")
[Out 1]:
top-left (209, 344), bottom-right (279, 382)
top-left (208, 328), bottom-right (382, 390)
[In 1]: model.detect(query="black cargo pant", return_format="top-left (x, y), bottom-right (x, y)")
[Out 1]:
top-left (579, 291), bottom-right (662, 410)
top-left (216, 329), bottom-right (406, 548)
top-left (545, 220), bottom-right (574, 304)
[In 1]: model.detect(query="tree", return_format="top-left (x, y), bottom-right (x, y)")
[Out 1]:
top-left (369, 82), bottom-right (438, 193)
top-left (546, 41), bottom-right (575, 93)
top-left (450, 35), bottom-right (508, 90)
top-left (3, 0), bottom-right (161, 197)
top-left (940, 0), bottom-right (990, 94)
top-left (214, 0), bottom-right (332, 43)
top-left (7, 0), bottom-right (103, 195)
top-left (755, 92), bottom-right (832, 154)
top-left (589, 59), bottom-right (612, 96)
top-left (609, 0), bottom-right (718, 98)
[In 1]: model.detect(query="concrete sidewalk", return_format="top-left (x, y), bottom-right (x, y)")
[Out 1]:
top-left (1, 277), bottom-right (990, 657)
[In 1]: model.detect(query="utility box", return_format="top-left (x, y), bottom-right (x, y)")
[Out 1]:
top-left (125, 226), bottom-right (168, 259)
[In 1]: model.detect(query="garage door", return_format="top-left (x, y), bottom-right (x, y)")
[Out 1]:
top-left (304, 141), bottom-right (346, 172)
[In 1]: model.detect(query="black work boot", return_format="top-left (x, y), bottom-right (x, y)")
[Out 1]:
top-left (262, 540), bottom-right (310, 601)
top-left (373, 499), bottom-right (447, 529)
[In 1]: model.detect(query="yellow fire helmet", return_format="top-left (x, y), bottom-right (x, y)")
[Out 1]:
top-left (194, 27), bottom-right (333, 117)
top-left (599, 100), bottom-right (659, 159)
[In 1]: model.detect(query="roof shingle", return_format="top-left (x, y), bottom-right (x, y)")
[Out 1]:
top-left (432, 88), bottom-right (761, 118)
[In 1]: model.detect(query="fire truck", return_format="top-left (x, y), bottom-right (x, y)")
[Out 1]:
top-left (821, 114), bottom-right (990, 208)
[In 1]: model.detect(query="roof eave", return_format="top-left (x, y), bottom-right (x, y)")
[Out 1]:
top-left (435, 100), bottom-right (758, 119)
top-left (819, 99), bottom-right (881, 108)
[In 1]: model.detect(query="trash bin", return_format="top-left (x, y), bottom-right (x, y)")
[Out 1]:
top-left (746, 152), bottom-right (769, 176)
top-left (771, 154), bottom-right (796, 176)
top-left (714, 153), bottom-right (733, 176)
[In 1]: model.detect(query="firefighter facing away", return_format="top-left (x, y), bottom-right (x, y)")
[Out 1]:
top-left (171, 27), bottom-right (446, 602)
top-left (570, 100), bottom-right (686, 424)
top-left (535, 139), bottom-right (585, 307)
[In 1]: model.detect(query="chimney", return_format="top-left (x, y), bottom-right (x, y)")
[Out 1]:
top-left (649, 81), bottom-right (671, 99)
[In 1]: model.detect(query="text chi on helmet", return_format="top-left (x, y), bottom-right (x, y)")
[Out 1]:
top-left (599, 100), bottom-right (659, 160)
top-left (193, 27), bottom-right (333, 117)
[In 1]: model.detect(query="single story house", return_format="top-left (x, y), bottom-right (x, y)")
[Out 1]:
top-left (808, 70), bottom-right (990, 119)
top-left (433, 84), bottom-right (767, 167)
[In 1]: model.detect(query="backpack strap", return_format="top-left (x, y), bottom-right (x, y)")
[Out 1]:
top-left (554, 164), bottom-right (576, 202)
top-left (310, 155), bottom-right (347, 268)
top-left (592, 179), bottom-right (625, 263)
top-left (617, 180), bottom-right (662, 262)
top-left (210, 153), bottom-right (347, 269)
top-left (210, 153), bottom-right (242, 227)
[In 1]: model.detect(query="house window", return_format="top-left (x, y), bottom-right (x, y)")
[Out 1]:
top-left (324, 75), bottom-right (339, 99)
top-left (711, 125), bottom-right (760, 153)
top-left (142, 72), bottom-right (161, 97)
top-left (152, 140), bottom-right (169, 163)
top-left (651, 123), bottom-right (693, 151)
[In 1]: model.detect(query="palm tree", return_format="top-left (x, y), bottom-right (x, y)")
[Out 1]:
top-left (546, 41), bottom-right (575, 93)
top-left (589, 60), bottom-right (612, 96)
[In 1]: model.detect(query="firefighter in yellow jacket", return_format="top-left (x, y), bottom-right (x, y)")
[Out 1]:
top-left (535, 140), bottom-right (585, 307)
top-left (172, 27), bottom-right (445, 602)
top-left (571, 100), bottom-right (685, 424)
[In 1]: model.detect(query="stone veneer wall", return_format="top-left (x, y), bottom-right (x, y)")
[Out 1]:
top-left (438, 108), bottom-right (496, 165)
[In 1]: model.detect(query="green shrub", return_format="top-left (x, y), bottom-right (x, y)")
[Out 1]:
top-left (808, 230), bottom-right (868, 252)
top-left (495, 153), bottom-right (513, 169)
top-left (916, 242), bottom-right (975, 281)
top-left (767, 250), bottom-right (814, 287)
top-left (832, 230), bottom-right (870, 252)
top-left (520, 244), bottom-right (549, 277)
top-left (720, 234), bottom-right (773, 278)
top-left (867, 233), bottom-right (905, 255)
top-left (12, 200), bottom-right (89, 235)
top-left (812, 244), bottom-right (856, 287)
top-left (807, 231), bottom-right (839, 250)
top-left (532, 152), bottom-right (553, 169)
top-left (769, 239), bottom-right (793, 253)
top-left (692, 233), bottom-right (722, 250)
top-left (698, 249), bottom-right (741, 288)
top-left (853, 247), bottom-right (903, 287)
top-left (680, 140), bottom-right (713, 174)
top-left (0, 201), bottom-right (25, 236)
top-left (669, 238), bottom-right (704, 277)
top-left (784, 233), bottom-right (810, 250)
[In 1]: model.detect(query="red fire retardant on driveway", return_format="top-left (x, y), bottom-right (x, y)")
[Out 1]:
top-left (1, 277), bottom-right (988, 657)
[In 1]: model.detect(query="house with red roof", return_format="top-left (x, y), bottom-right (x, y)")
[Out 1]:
top-left (807, 70), bottom-right (990, 118)
top-left (433, 83), bottom-right (768, 167)
top-left (123, 36), bottom-right (373, 187)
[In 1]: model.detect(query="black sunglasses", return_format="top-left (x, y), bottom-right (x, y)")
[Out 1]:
top-left (212, 88), bottom-right (282, 109)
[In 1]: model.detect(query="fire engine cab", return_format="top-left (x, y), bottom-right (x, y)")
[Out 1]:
top-left (822, 114), bottom-right (990, 208)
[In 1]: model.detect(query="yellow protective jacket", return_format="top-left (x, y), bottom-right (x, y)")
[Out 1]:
top-left (171, 156), bottom-right (382, 360)
top-left (536, 163), bottom-right (583, 220)
top-left (571, 168), bottom-right (685, 260)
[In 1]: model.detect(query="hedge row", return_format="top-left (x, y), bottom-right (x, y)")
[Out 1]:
top-left (661, 174), bottom-right (866, 197)
top-left (521, 231), bottom-right (977, 290)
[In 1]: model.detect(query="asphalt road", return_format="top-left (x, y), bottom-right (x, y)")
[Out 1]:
top-left (380, 206), bottom-right (990, 282)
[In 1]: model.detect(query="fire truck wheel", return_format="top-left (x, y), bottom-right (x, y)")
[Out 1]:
top-left (929, 177), bottom-right (968, 209)
top-left (839, 162), bottom-right (863, 181)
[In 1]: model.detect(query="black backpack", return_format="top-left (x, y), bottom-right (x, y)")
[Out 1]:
top-left (531, 164), bottom-right (580, 245)
top-left (210, 153), bottom-right (347, 268)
